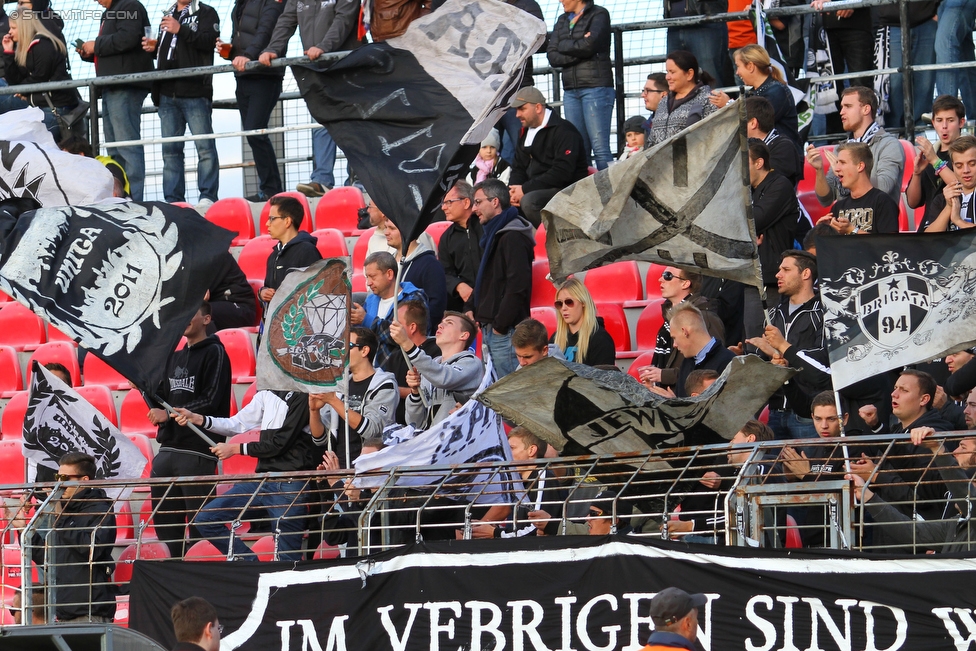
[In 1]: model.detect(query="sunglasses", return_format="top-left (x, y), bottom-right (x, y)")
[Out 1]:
top-left (587, 508), bottom-right (605, 518)
top-left (349, 342), bottom-right (364, 349)
top-left (661, 271), bottom-right (686, 282)
top-left (554, 298), bottom-right (576, 309)
top-left (54, 473), bottom-right (84, 481)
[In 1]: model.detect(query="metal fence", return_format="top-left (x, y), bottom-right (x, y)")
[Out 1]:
top-left (2, 430), bottom-right (975, 623)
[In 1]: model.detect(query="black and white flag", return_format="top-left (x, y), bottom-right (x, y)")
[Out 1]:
top-left (0, 108), bottom-right (115, 206)
top-left (819, 231), bottom-right (976, 390)
top-left (292, 0), bottom-right (546, 250)
top-left (542, 104), bottom-right (762, 286)
top-left (23, 362), bottom-right (147, 499)
top-left (477, 356), bottom-right (794, 456)
top-left (0, 201), bottom-right (235, 390)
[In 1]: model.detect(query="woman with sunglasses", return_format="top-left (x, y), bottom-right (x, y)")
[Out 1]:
top-left (551, 278), bottom-right (616, 367)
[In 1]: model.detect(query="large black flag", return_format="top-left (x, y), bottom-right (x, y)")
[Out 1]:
top-left (818, 230), bottom-right (976, 389)
top-left (0, 201), bottom-right (235, 390)
top-left (292, 0), bottom-right (546, 250)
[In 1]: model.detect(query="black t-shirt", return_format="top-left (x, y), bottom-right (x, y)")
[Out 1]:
top-left (916, 149), bottom-right (951, 231)
top-left (831, 187), bottom-right (900, 233)
top-left (333, 376), bottom-right (372, 465)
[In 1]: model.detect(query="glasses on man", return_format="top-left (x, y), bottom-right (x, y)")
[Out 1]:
top-left (349, 342), bottom-right (363, 349)
top-left (441, 198), bottom-right (464, 206)
top-left (553, 298), bottom-right (576, 309)
top-left (641, 88), bottom-right (665, 95)
top-left (660, 271), bottom-right (686, 282)
top-left (54, 473), bottom-right (84, 481)
top-left (266, 214), bottom-right (287, 222)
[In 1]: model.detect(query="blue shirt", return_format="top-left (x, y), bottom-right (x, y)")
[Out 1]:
top-left (693, 337), bottom-right (718, 365)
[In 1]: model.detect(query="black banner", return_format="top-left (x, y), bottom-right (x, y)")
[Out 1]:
top-left (130, 537), bottom-right (976, 650)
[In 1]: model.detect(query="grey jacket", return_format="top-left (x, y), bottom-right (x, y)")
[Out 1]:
top-left (405, 348), bottom-right (484, 430)
top-left (817, 127), bottom-right (905, 206)
top-left (264, 0), bottom-right (362, 56)
top-left (316, 369), bottom-right (400, 442)
top-left (649, 84), bottom-right (717, 146)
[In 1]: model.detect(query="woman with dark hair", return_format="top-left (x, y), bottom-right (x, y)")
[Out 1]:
top-left (547, 0), bottom-right (615, 170)
top-left (649, 50), bottom-right (717, 146)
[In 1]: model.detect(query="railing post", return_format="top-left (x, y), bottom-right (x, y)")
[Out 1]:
top-left (613, 28), bottom-right (626, 153)
top-left (550, 70), bottom-right (562, 118)
top-left (899, 0), bottom-right (914, 141)
top-left (89, 83), bottom-right (99, 151)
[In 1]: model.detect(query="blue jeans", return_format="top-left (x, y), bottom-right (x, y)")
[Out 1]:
top-left (667, 23), bottom-right (730, 88)
top-left (310, 126), bottom-right (336, 187)
top-left (562, 86), bottom-right (615, 170)
top-left (193, 480), bottom-right (310, 561)
top-left (767, 409), bottom-right (818, 441)
top-left (102, 87), bottom-right (148, 201)
top-left (158, 95), bottom-right (219, 203)
top-left (498, 107), bottom-right (522, 166)
top-left (0, 80), bottom-right (28, 115)
top-left (936, 0), bottom-right (976, 112)
top-left (887, 19), bottom-right (938, 128)
top-left (482, 325), bottom-right (516, 379)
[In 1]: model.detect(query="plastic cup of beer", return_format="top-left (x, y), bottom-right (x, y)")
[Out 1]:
top-left (218, 41), bottom-right (232, 60)
top-left (144, 27), bottom-right (157, 49)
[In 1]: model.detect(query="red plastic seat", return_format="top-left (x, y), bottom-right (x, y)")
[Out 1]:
top-left (531, 260), bottom-right (558, 309)
top-left (76, 384), bottom-right (118, 427)
top-left (220, 431), bottom-right (260, 475)
top-left (351, 273), bottom-right (366, 293)
top-left (83, 351), bottom-right (129, 390)
top-left (116, 502), bottom-right (135, 544)
top-left (0, 291), bottom-right (10, 303)
top-left (113, 541), bottom-right (171, 583)
top-left (1, 544), bottom-right (38, 591)
top-left (0, 302), bottom-right (45, 351)
top-left (424, 221), bottom-right (451, 249)
top-left (119, 389), bottom-right (156, 438)
top-left (205, 197), bottom-right (256, 245)
top-left (584, 261), bottom-right (643, 303)
top-left (643, 264), bottom-right (669, 301)
top-left (115, 594), bottom-right (130, 628)
top-left (898, 199), bottom-right (912, 233)
top-left (1, 392), bottom-right (28, 439)
top-left (0, 345), bottom-right (22, 398)
top-left (185, 540), bottom-right (227, 561)
top-left (239, 382), bottom-right (258, 409)
top-left (47, 325), bottom-right (75, 343)
top-left (626, 351), bottom-right (655, 381)
top-left (595, 302), bottom-right (630, 353)
top-left (314, 186), bottom-right (366, 235)
top-left (797, 146), bottom-right (832, 194)
top-left (534, 224), bottom-right (548, 260)
top-left (247, 279), bottom-right (265, 329)
top-left (0, 440), bottom-right (24, 485)
top-left (27, 342), bottom-right (81, 387)
top-left (260, 192), bottom-right (312, 235)
top-left (798, 191), bottom-right (832, 224)
top-left (310, 228), bottom-right (350, 259)
top-left (530, 306), bottom-right (558, 338)
top-left (759, 405), bottom-right (770, 424)
top-left (215, 329), bottom-right (256, 383)
top-left (352, 227), bottom-right (375, 271)
top-left (785, 514), bottom-right (803, 548)
top-left (898, 139), bottom-right (915, 193)
top-left (634, 299), bottom-right (667, 352)
top-left (312, 540), bottom-right (340, 560)
top-left (124, 433), bottom-right (154, 478)
top-left (251, 535), bottom-right (277, 561)
top-left (237, 235), bottom-right (277, 282)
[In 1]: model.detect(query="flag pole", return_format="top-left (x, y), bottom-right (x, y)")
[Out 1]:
top-left (833, 389), bottom-right (853, 475)
top-left (343, 363), bottom-right (351, 469)
top-left (391, 247), bottom-right (429, 409)
top-left (154, 395), bottom-right (217, 447)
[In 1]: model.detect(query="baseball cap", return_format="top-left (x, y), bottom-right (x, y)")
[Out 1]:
top-left (649, 587), bottom-right (706, 626)
top-left (510, 87), bottom-right (547, 108)
top-left (623, 116), bottom-right (645, 134)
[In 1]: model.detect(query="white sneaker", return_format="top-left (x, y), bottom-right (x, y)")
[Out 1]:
top-left (195, 198), bottom-right (215, 215)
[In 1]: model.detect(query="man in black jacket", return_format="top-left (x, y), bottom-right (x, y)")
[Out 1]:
top-left (143, 0), bottom-right (220, 213)
top-left (224, 0), bottom-right (286, 201)
top-left (32, 453), bottom-right (116, 622)
top-left (745, 96), bottom-right (803, 189)
top-left (78, 0), bottom-right (154, 200)
top-left (666, 303), bottom-right (734, 398)
top-left (148, 302), bottom-right (232, 557)
top-left (207, 252), bottom-right (258, 331)
top-left (260, 195), bottom-right (321, 307)
top-left (438, 180), bottom-right (483, 314)
top-left (507, 87), bottom-right (589, 227)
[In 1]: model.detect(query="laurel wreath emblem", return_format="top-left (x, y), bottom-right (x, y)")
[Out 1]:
top-left (282, 279), bottom-right (324, 346)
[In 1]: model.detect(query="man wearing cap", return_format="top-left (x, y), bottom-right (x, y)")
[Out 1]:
top-left (508, 86), bottom-right (589, 228)
top-left (619, 116), bottom-right (646, 160)
top-left (642, 587), bottom-right (706, 650)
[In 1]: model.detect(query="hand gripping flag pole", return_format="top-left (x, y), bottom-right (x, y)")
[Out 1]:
top-left (391, 258), bottom-right (429, 409)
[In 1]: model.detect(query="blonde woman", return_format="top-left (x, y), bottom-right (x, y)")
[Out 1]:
top-left (1, 9), bottom-right (78, 140)
top-left (551, 278), bottom-right (616, 366)
top-left (709, 44), bottom-right (798, 145)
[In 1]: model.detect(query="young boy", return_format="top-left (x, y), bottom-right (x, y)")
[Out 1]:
top-left (618, 116), bottom-right (646, 160)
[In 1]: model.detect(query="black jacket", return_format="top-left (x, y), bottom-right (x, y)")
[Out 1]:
top-left (231, 0), bottom-right (286, 77)
top-left (438, 217), bottom-right (483, 313)
top-left (765, 129), bottom-right (803, 189)
top-left (154, 335), bottom-right (232, 457)
top-left (474, 209), bottom-right (534, 333)
top-left (946, 356), bottom-right (976, 399)
top-left (651, 294), bottom-right (726, 387)
top-left (546, 2), bottom-right (612, 90)
top-left (664, 0), bottom-right (726, 16)
top-left (2, 36), bottom-right (75, 107)
top-left (752, 170), bottom-right (799, 287)
top-left (766, 295), bottom-right (831, 414)
top-left (550, 318), bottom-right (616, 366)
top-left (82, 0), bottom-right (154, 88)
top-left (510, 111), bottom-right (589, 193)
top-left (264, 231), bottom-right (322, 291)
top-left (152, 1), bottom-right (220, 101)
top-left (31, 487), bottom-right (116, 620)
top-left (209, 251), bottom-right (257, 313)
top-left (675, 339), bottom-right (735, 397)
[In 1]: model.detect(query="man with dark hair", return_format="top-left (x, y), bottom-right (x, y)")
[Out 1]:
top-left (30, 452), bottom-right (116, 622)
top-left (746, 251), bottom-right (831, 440)
top-left (513, 318), bottom-right (551, 367)
top-left (817, 142), bottom-right (900, 235)
top-left (438, 181), bottom-right (484, 314)
top-left (745, 96), bottom-right (803, 188)
top-left (309, 327), bottom-right (398, 464)
top-left (641, 73), bottom-right (669, 146)
top-left (391, 311), bottom-right (484, 429)
top-left (384, 219), bottom-right (447, 330)
top-left (684, 369), bottom-right (718, 397)
top-left (746, 139), bottom-right (799, 340)
top-left (911, 95), bottom-right (966, 231)
top-left (351, 251), bottom-right (427, 370)
top-left (507, 87), bottom-right (589, 227)
top-left (471, 178), bottom-right (534, 378)
top-left (924, 134), bottom-right (976, 231)
top-left (11, 589), bottom-right (46, 625)
top-left (149, 302), bottom-right (232, 557)
top-left (806, 86), bottom-right (905, 208)
top-left (642, 588), bottom-right (706, 648)
top-left (260, 196), bottom-right (321, 306)
top-left (170, 596), bottom-right (221, 651)
top-left (384, 299), bottom-right (439, 423)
